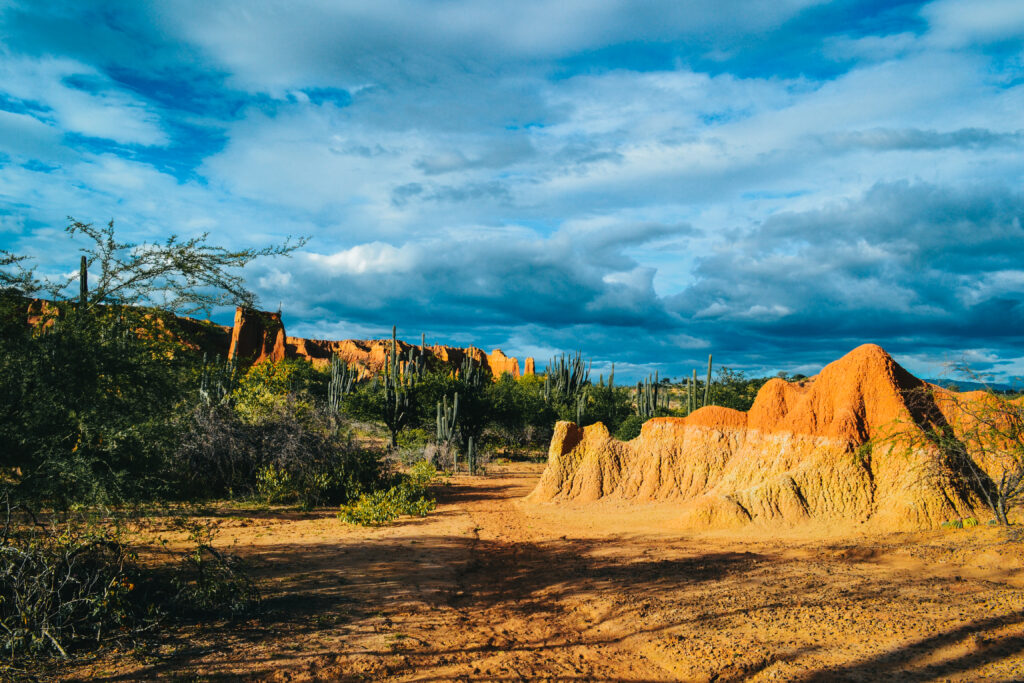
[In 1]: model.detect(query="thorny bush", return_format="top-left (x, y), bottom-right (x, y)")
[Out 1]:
top-left (175, 398), bottom-right (383, 509)
top-left (0, 494), bottom-right (259, 669)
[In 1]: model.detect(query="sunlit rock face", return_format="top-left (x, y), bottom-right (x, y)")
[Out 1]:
top-left (228, 306), bottom-right (526, 379)
top-left (528, 344), bottom-right (987, 531)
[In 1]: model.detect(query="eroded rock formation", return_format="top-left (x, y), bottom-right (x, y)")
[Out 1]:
top-left (527, 344), bottom-right (987, 531)
top-left (228, 308), bottom-right (286, 364)
top-left (228, 307), bottom-right (530, 379)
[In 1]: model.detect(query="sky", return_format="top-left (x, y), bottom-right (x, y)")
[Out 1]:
top-left (1, 0), bottom-right (1023, 383)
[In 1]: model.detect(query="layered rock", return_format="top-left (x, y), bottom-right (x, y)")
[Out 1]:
top-left (229, 307), bottom-right (530, 379)
top-left (228, 308), bottom-right (286, 364)
top-left (528, 344), bottom-right (985, 531)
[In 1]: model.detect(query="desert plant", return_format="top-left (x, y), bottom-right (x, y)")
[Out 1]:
top-left (901, 385), bottom-right (1024, 526)
top-left (174, 399), bottom-right (382, 508)
top-left (636, 372), bottom-right (661, 421)
top-left (0, 503), bottom-right (141, 662)
top-left (615, 414), bottom-right (645, 441)
top-left (164, 517), bottom-right (259, 616)
top-left (337, 461), bottom-right (438, 526)
top-left (436, 392), bottom-right (460, 471)
top-left (328, 354), bottom-right (356, 414)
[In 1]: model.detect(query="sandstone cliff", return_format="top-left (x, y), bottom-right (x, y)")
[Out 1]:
top-left (229, 307), bottom-right (534, 379)
top-left (20, 300), bottom-right (535, 379)
top-left (527, 344), bottom-right (988, 531)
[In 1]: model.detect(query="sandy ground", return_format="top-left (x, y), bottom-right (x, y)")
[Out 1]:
top-left (63, 462), bottom-right (1024, 682)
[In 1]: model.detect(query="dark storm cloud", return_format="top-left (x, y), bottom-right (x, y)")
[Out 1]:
top-left (668, 181), bottom-right (1024, 370)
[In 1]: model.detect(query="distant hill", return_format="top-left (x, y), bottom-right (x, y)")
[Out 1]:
top-left (923, 378), bottom-right (1023, 393)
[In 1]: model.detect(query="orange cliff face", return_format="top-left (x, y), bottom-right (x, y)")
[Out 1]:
top-left (228, 308), bottom-right (286, 364)
top-left (227, 307), bottom-right (530, 380)
top-left (527, 344), bottom-right (991, 532)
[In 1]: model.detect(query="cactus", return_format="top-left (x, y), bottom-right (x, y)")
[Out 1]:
top-left (460, 355), bottom-right (487, 389)
top-left (703, 354), bottom-right (713, 408)
top-left (576, 387), bottom-right (589, 424)
top-left (199, 353), bottom-right (237, 406)
top-left (379, 325), bottom-right (417, 448)
top-left (437, 392), bottom-right (459, 471)
top-left (467, 435), bottom-right (476, 475)
top-left (544, 351), bottom-right (590, 407)
top-left (636, 372), bottom-right (661, 420)
top-left (79, 255), bottom-right (88, 307)
top-left (328, 354), bottom-right (355, 414)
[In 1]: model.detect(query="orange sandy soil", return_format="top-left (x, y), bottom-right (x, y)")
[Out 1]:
top-left (62, 462), bottom-right (1024, 682)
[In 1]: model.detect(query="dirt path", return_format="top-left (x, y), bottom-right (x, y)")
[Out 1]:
top-left (67, 463), bottom-right (1024, 682)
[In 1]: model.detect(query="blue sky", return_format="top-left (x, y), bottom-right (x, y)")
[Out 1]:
top-left (1, 0), bottom-right (1023, 382)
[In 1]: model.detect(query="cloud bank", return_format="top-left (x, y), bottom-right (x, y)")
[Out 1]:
top-left (1, 0), bottom-right (1022, 382)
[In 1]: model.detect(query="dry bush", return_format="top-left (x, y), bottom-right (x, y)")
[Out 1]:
top-left (901, 386), bottom-right (1024, 525)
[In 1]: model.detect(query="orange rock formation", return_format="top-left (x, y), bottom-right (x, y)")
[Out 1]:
top-left (228, 308), bottom-right (286, 364)
top-left (228, 307), bottom-right (529, 379)
top-left (19, 300), bottom-right (530, 379)
top-left (528, 344), bottom-right (989, 531)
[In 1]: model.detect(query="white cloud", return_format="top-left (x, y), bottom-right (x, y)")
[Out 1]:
top-left (923, 0), bottom-right (1024, 47)
top-left (0, 54), bottom-right (168, 147)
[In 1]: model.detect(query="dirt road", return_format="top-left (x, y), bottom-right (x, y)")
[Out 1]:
top-left (69, 463), bottom-right (1024, 681)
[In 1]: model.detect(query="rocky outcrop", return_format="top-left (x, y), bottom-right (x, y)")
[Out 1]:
top-left (527, 344), bottom-right (986, 531)
top-left (228, 307), bottom-right (527, 379)
top-left (524, 357), bottom-right (536, 376)
top-left (228, 308), bottom-right (286, 364)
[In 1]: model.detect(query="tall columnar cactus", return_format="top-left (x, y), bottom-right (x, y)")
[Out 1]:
top-left (575, 387), bottom-right (589, 424)
top-left (404, 332), bottom-right (428, 378)
top-left (467, 435), bottom-right (477, 475)
top-left (199, 353), bottom-right (237, 406)
top-left (636, 371), bottom-right (661, 420)
top-left (460, 355), bottom-right (486, 389)
top-left (437, 392), bottom-right (459, 471)
top-left (703, 354), bottom-right (713, 408)
top-left (380, 325), bottom-right (417, 448)
top-left (328, 354), bottom-right (355, 414)
top-left (544, 351), bottom-right (590, 406)
top-left (79, 255), bottom-right (88, 307)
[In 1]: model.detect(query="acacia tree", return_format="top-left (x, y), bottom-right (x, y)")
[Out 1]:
top-left (51, 218), bottom-right (306, 314)
top-left (0, 218), bottom-right (305, 505)
top-left (902, 385), bottom-right (1024, 526)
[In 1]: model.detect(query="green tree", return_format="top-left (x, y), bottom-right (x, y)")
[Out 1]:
top-left (0, 218), bottom-right (303, 505)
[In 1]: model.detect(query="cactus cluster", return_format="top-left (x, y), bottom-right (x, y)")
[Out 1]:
top-left (460, 354), bottom-right (486, 389)
top-left (199, 353), bottom-right (238, 406)
top-left (378, 326), bottom-right (419, 447)
top-left (636, 371), bottom-right (662, 420)
top-left (684, 354), bottom-right (714, 415)
top-left (544, 351), bottom-right (590, 405)
top-left (435, 391), bottom-right (479, 473)
top-left (436, 392), bottom-right (459, 445)
top-left (404, 332), bottom-right (428, 378)
top-left (328, 354), bottom-right (355, 414)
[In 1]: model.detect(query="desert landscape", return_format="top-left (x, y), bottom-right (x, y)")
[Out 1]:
top-left (4, 2), bottom-right (1024, 681)
top-left (54, 345), bottom-right (1024, 682)
top-left (61, 472), bottom-right (1024, 682)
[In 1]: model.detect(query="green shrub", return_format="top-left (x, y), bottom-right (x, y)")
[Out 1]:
top-left (338, 461), bottom-right (438, 526)
top-left (614, 415), bottom-right (645, 441)
top-left (164, 517), bottom-right (259, 617)
top-left (963, 517), bottom-right (979, 528)
top-left (0, 506), bottom-right (261, 666)
top-left (175, 400), bottom-right (383, 507)
top-left (397, 428), bottom-right (431, 450)
top-left (337, 487), bottom-right (436, 526)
